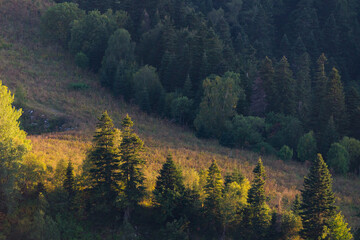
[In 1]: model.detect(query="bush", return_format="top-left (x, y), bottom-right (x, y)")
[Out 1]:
top-left (252, 142), bottom-right (277, 156)
top-left (68, 82), bottom-right (89, 91)
top-left (265, 113), bottom-right (303, 150)
top-left (297, 131), bottom-right (317, 162)
top-left (74, 52), bottom-right (89, 69)
top-left (41, 2), bottom-right (85, 47)
top-left (339, 137), bottom-right (360, 175)
top-left (278, 145), bottom-right (293, 161)
top-left (171, 96), bottom-right (194, 124)
top-left (327, 143), bottom-right (350, 175)
top-left (133, 65), bottom-right (165, 113)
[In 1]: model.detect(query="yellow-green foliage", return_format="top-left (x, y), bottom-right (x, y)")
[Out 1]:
top-left (0, 0), bottom-right (360, 230)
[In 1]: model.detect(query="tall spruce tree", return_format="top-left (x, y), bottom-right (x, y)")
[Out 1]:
top-left (154, 153), bottom-right (185, 222)
top-left (87, 111), bottom-right (120, 211)
top-left (300, 154), bottom-right (336, 240)
top-left (325, 67), bottom-right (347, 135)
top-left (274, 56), bottom-right (296, 115)
top-left (312, 53), bottom-right (329, 132)
top-left (245, 158), bottom-right (271, 240)
top-left (259, 57), bottom-right (276, 113)
top-left (204, 160), bottom-right (224, 222)
top-left (63, 160), bottom-right (75, 206)
top-left (119, 114), bottom-right (145, 219)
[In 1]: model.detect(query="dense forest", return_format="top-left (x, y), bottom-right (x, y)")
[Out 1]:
top-left (1, 0), bottom-right (360, 239)
top-left (41, 0), bottom-right (360, 176)
top-left (0, 81), bottom-right (354, 239)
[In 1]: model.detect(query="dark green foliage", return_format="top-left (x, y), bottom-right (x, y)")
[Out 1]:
top-left (68, 82), bottom-right (89, 91)
top-left (86, 111), bottom-right (120, 213)
top-left (69, 10), bottom-right (126, 72)
top-left (194, 72), bottom-right (244, 138)
top-left (346, 87), bottom-right (360, 139)
top-left (63, 160), bottom-right (75, 202)
top-left (278, 145), bottom-right (293, 161)
top-left (297, 131), bottom-right (317, 162)
top-left (220, 114), bottom-right (265, 148)
top-left (265, 113), bottom-right (303, 150)
top-left (74, 52), bottom-right (89, 69)
top-left (292, 194), bottom-right (302, 215)
top-left (319, 116), bottom-right (339, 155)
top-left (160, 218), bottom-right (189, 240)
top-left (101, 28), bottom-right (135, 88)
top-left (339, 137), bottom-right (360, 175)
top-left (274, 56), bottom-right (296, 115)
top-left (325, 68), bottom-right (347, 134)
top-left (170, 96), bottom-right (194, 125)
top-left (154, 154), bottom-right (185, 222)
top-left (41, 2), bottom-right (85, 47)
top-left (327, 143), bottom-right (350, 175)
top-left (300, 154), bottom-right (337, 240)
top-left (244, 158), bottom-right (271, 239)
top-left (259, 57), bottom-right (276, 113)
top-left (204, 160), bottom-right (223, 220)
top-left (119, 114), bottom-right (145, 212)
top-left (132, 65), bottom-right (165, 114)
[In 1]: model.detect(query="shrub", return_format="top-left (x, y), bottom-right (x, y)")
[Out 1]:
top-left (327, 143), bottom-right (350, 175)
top-left (339, 137), bottom-right (360, 175)
top-left (68, 82), bottom-right (89, 91)
top-left (252, 142), bottom-right (277, 156)
top-left (74, 52), bottom-right (89, 69)
top-left (278, 145), bottom-right (293, 161)
top-left (171, 96), bottom-right (194, 124)
top-left (297, 131), bottom-right (317, 162)
top-left (133, 65), bottom-right (165, 113)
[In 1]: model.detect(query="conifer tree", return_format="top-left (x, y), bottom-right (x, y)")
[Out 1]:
top-left (292, 194), bottom-right (302, 215)
top-left (259, 57), bottom-right (276, 113)
top-left (245, 158), bottom-right (271, 240)
top-left (312, 53), bottom-right (328, 131)
top-left (295, 52), bottom-right (311, 125)
top-left (274, 56), bottom-right (296, 115)
top-left (325, 67), bottom-right (347, 135)
top-left (300, 154), bottom-right (336, 240)
top-left (346, 87), bottom-right (360, 138)
top-left (63, 160), bottom-right (75, 205)
top-left (204, 160), bottom-right (224, 220)
top-left (154, 154), bottom-right (185, 222)
top-left (119, 114), bottom-right (145, 219)
top-left (87, 111), bottom-right (120, 210)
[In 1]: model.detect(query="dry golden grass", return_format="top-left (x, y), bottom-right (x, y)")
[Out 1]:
top-left (1, 0), bottom-right (360, 229)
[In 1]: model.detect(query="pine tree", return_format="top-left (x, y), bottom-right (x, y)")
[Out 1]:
top-left (346, 87), bottom-right (360, 138)
top-left (87, 111), bottom-right (120, 210)
top-left (312, 53), bottom-right (328, 132)
top-left (154, 154), bottom-right (185, 222)
top-left (63, 160), bottom-right (75, 204)
top-left (246, 158), bottom-right (271, 240)
top-left (274, 56), bottom-right (296, 115)
top-left (294, 52), bottom-right (311, 125)
top-left (325, 67), bottom-right (347, 135)
top-left (204, 160), bottom-right (224, 221)
top-left (120, 114), bottom-right (145, 220)
top-left (292, 194), bottom-right (302, 215)
top-left (259, 57), bottom-right (276, 113)
top-left (182, 74), bottom-right (193, 98)
top-left (319, 116), bottom-right (339, 155)
top-left (300, 154), bottom-right (337, 240)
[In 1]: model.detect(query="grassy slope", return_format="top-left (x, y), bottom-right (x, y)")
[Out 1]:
top-left (1, 0), bottom-right (359, 228)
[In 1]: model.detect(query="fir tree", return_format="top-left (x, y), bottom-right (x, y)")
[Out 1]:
top-left (312, 53), bottom-right (328, 131)
top-left (274, 56), bottom-right (296, 115)
top-left (245, 158), bottom-right (271, 240)
top-left (300, 154), bottom-right (337, 240)
top-left (292, 194), bottom-right (302, 215)
top-left (120, 114), bottom-right (145, 220)
top-left (87, 111), bottom-right (120, 211)
top-left (154, 154), bottom-right (185, 222)
top-left (259, 57), bottom-right (276, 113)
top-left (325, 67), bottom-right (347, 135)
top-left (63, 160), bottom-right (75, 205)
top-left (204, 160), bottom-right (224, 221)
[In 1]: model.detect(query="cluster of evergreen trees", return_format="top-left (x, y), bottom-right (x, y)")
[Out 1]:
top-left (0, 80), bottom-right (356, 239)
top-left (41, 0), bottom-right (360, 175)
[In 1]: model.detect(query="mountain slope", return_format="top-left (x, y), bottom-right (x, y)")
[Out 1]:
top-left (0, 0), bottom-right (359, 228)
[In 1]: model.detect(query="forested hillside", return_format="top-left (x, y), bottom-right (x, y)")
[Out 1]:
top-left (0, 0), bottom-right (360, 239)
